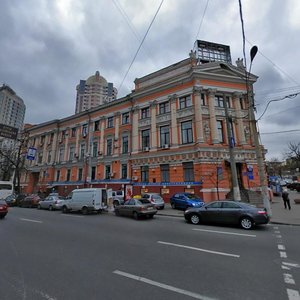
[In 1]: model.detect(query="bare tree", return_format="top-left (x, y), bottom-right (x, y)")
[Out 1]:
top-left (286, 142), bottom-right (300, 161)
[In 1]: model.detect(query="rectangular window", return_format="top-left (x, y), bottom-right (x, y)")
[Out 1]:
top-left (59, 148), bottom-right (64, 162)
top-left (121, 164), bottom-right (127, 179)
top-left (160, 164), bottom-right (170, 182)
top-left (47, 150), bottom-right (52, 164)
top-left (40, 135), bottom-right (45, 145)
top-left (66, 169), bottom-right (71, 181)
top-left (159, 102), bottom-right (170, 114)
top-left (183, 162), bottom-right (194, 182)
top-left (160, 125), bottom-right (170, 147)
top-left (82, 124), bottom-right (88, 137)
top-left (92, 141), bottom-right (98, 157)
top-left (105, 165), bottom-right (111, 179)
top-left (141, 107), bottom-right (150, 119)
top-left (91, 166), bottom-right (96, 180)
top-left (122, 112), bottom-right (129, 124)
top-left (142, 129), bottom-right (150, 150)
top-left (107, 117), bottom-right (114, 128)
top-left (56, 170), bottom-right (60, 182)
top-left (38, 152), bottom-right (43, 164)
top-left (141, 166), bottom-right (149, 182)
top-left (181, 121), bottom-right (193, 144)
top-left (107, 138), bottom-right (113, 156)
top-left (217, 120), bottom-right (224, 143)
top-left (179, 95), bottom-right (192, 109)
top-left (69, 145), bottom-right (75, 161)
top-left (94, 120), bottom-right (100, 131)
top-left (215, 95), bottom-right (230, 108)
top-left (201, 94), bottom-right (206, 106)
top-left (71, 127), bottom-right (76, 137)
top-left (122, 136), bottom-right (129, 154)
top-left (80, 144), bottom-right (85, 159)
top-left (78, 168), bottom-right (83, 181)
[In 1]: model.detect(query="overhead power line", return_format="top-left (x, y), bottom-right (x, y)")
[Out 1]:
top-left (260, 129), bottom-right (300, 135)
top-left (194, 0), bottom-right (210, 41)
top-left (118, 0), bottom-right (165, 93)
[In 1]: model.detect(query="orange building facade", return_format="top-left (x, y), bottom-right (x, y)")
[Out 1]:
top-left (21, 54), bottom-right (264, 203)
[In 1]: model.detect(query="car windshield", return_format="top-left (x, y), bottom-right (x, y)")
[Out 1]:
top-left (137, 199), bottom-right (151, 205)
top-left (152, 195), bottom-right (162, 200)
top-left (185, 194), bottom-right (199, 200)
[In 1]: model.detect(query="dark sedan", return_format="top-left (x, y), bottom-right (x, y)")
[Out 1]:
top-left (0, 200), bottom-right (8, 219)
top-left (19, 194), bottom-right (42, 208)
top-left (114, 198), bottom-right (157, 220)
top-left (184, 200), bottom-right (269, 230)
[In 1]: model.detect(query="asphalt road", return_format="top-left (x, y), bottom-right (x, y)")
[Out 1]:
top-left (1, 207), bottom-right (299, 300)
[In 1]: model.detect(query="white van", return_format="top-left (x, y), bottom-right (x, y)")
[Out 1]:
top-left (62, 188), bottom-right (107, 214)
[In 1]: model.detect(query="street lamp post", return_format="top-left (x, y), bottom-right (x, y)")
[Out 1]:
top-left (220, 46), bottom-right (272, 215)
top-left (223, 93), bottom-right (241, 201)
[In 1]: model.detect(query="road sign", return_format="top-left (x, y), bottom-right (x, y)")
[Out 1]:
top-left (26, 147), bottom-right (37, 160)
top-left (0, 124), bottom-right (18, 139)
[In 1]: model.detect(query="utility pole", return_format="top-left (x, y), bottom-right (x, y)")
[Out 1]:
top-left (223, 93), bottom-right (241, 201)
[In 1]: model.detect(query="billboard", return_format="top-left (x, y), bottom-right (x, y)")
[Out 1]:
top-left (0, 124), bottom-right (19, 140)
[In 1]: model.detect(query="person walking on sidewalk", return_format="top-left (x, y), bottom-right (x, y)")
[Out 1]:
top-left (282, 188), bottom-right (291, 210)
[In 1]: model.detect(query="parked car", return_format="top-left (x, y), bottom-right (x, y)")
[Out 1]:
top-left (112, 190), bottom-right (125, 207)
top-left (5, 194), bottom-right (18, 207)
top-left (19, 194), bottom-right (41, 208)
top-left (38, 195), bottom-right (66, 210)
top-left (0, 200), bottom-right (8, 219)
top-left (114, 198), bottom-right (157, 220)
top-left (184, 200), bottom-right (270, 230)
top-left (62, 188), bottom-right (107, 214)
top-left (142, 193), bottom-right (165, 209)
top-left (170, 193), bottom-right (204, 210)
top-left (287, 181), bottom-right (300, 190)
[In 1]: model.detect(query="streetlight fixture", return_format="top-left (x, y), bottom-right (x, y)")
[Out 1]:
top-left (220, 46), bottom-right (272, 215)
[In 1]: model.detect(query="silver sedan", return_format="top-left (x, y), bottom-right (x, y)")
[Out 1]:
top-left (38, 195), bottom-right (66, 211)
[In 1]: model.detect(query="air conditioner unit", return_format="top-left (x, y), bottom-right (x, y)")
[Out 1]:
top-left (164, 144), bottom-right (169, 149)
top-left (144, 147), bottom-right (149, 152)
top-left (110, 173), bottom-right (115, 178)
top-left (98, 151), bottom-right (102, 155)
top-left (132, 176), bottom-right (138, 181)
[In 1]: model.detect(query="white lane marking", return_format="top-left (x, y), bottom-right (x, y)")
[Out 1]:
top-left (274, 226), bottom-right (279, 229)
top-left (287, 289), bottom-right (300, 300)
top-left (20, 218), bottom-right (42, 223)
top-left (283, 262), bottom-right (300, 268)
top-left (192, 228), bottom-right (256, 237)
top-left (284, 274), bottom-right (296, 285)
top-left (157, 241), bottom-right (240, 258)
top-left (278, 244), bottom-right (286, 250)
top-left (276, 235), bottom-right (282, 238)
top-left (275, 230), bottom-right (280, 234)
top-left (113, 270), bottom-right (218, 300)
top-left (61, 214), bottom-right (83, 218)
top-left (280, 252), bottom-right (288, 258)
top-left (282, 266), bottom-right (291, 270)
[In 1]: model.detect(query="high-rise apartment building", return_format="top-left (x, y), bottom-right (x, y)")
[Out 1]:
top-left (0, 84), bottom-right (26, 148)
top-left (75, 71), bottom-right (118, 114)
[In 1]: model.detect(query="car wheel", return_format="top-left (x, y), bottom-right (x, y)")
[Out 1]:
top-left (62, 206), bottom-right (69, 214)
top-left (0, 215), bottom-right (5, 219)
top-left (82, 207), bottom-right (88, 215)
top-left (171, 202), bottom-right (176, 209)
top-left (240, 217), bottom-right (253, 230)
top-left (115, 209), bottom-right (120, 216)
top-left (190, 214), bottom-right (200, 225)
top-left (133, 211), bottom-right (139, 220)
top-left (148, 214), bottom-right (154, 219)
top-left (49, 205), bottom-right (53, 211)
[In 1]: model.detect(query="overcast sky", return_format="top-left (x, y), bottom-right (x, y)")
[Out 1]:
top-left (1, 0), bottom-right (299, 160)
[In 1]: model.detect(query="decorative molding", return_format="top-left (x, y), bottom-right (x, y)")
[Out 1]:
top-left (176, 106), bottom-right (194, 119)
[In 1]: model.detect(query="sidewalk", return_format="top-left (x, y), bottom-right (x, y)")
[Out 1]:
top-left (157, 190), bottom-right (300, 226)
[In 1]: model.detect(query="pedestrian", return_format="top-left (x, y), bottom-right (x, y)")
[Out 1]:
top-left (282, 188), bottom-right (291, 210)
